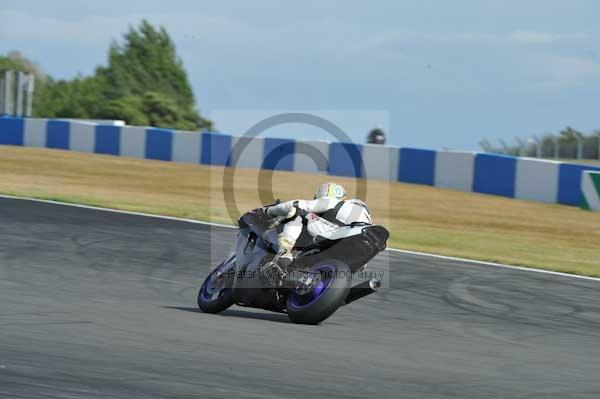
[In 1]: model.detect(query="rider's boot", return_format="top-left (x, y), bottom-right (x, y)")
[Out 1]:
top-left (275, 233), bottom-right (295, 271)
top-left (259, 234), bottom-right (295, 287)
top-left (273, 233), bottom-right (321, 291)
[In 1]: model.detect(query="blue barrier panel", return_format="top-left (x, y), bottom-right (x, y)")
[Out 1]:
top-left (328, 142), bottom-right (363, 177)
top-left (46, 120), bottom-right (70, 149)
top-left (145, 128), bottom-right (173, 161)
top-left (557, 163), bottom-right (600, 205)
top-left (262, 138), bottom-right (295, 171)
top-left (398, 148), bottom-right (436, 185)
top-left (201, 132), bottom-right (232, 166)
top-left (95, 125), bottom-right (120, 155)
top-left (0, 116), bottom-right (24, 145)
top-left (473, 153), bottom-right (517, 197)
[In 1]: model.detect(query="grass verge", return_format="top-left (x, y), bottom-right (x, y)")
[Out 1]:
top-left (548, 158), bottom-right (600, 167)
top-left (1, 145), bottom-right (599, 276)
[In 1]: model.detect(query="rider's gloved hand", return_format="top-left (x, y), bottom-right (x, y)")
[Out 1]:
top-left (267, 203), bottom-right (297, 219)
top-left (283, 207), bottom-right (297, 219)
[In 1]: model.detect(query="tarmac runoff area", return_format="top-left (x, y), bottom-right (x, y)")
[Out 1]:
top-left (1, 197), bottom-right (600, 398)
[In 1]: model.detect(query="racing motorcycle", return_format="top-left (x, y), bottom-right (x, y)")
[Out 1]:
top-left (197, 203), bottom-right (389, 324)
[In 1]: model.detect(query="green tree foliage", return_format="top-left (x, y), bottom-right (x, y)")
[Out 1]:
top-left (100, 95), bottom-right (148, 126)
top-left (102, 21), bottom-right (195, 107)
top-left (38, 75), bottom-right (107, 119)
top-left (557, 126), bottom-right (584, 143)
top-left (1, 20), bottom-right (211, 130)
top-left (97, 20), bottom-right (210, 129)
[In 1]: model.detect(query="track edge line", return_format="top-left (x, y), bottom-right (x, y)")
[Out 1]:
top-left (2, 193), bottom-right (598, 282)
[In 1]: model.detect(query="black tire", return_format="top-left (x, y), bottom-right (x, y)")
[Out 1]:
top-left (197, 262), bottom-right (235, 314)
top-left (286, 260), bottom-right (352, 325)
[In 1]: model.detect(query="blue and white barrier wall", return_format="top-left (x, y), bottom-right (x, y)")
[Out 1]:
top-left (2, 116), bottom-right (600, 207)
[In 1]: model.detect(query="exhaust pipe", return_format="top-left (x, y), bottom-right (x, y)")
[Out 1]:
top-left (345, 279), bottom-right (381, 305)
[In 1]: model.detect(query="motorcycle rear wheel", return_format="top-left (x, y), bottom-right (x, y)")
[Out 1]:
top-left (286, 260), bottom-right (351, 324)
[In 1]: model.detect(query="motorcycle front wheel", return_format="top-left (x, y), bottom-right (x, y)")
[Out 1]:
top-left (198, 260), bottom-right (235, 314)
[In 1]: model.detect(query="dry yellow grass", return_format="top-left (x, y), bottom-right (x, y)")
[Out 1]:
top-left (558, 159), bottom-right (600, 166)
top-left (1, 145), bottom-right (599, 276)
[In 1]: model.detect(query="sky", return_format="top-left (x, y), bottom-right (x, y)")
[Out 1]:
top-left (1, 0), bottom-right (600, 150)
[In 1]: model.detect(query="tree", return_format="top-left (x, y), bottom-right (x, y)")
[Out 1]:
top-left (99, 95), bottom-right (148, 126)
top-left (558, 126), bottom-right (584, 143)
top-left (98, 20), bottom-right (211, 129)
top-left (1, 20), bottom-right (212, 130)
top-left (37, 74), bottom-right (107, 119)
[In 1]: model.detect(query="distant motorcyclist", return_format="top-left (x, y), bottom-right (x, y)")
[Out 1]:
top-left (261, 182), bottom-right (372, 285)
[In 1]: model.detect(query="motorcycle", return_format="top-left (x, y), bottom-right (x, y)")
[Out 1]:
top-left (197, 204), bottom-right (389, 324)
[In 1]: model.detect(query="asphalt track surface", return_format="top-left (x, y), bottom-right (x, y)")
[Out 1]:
top-left (1, 198), bottom-right (600, 398)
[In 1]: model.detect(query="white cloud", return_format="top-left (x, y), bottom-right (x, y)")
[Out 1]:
top-left (546, 55), bottom-right (600, 85)
top-left (509, 30), bottom-right (588, 45)
top-left (0, 10), bottom-right (129, 45)
top-left (0, 10), bottom-right (245, 47)
top-left (352, 29), bottom-right (591, 54)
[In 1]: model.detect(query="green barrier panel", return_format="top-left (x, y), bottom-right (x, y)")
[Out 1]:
top-left (580, 171), bottom-right (600, 211)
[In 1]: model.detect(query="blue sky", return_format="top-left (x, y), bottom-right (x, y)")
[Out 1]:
top-left (1, 0), bottom-right (599, 149)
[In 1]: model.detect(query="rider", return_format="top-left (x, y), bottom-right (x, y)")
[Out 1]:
top-left (262, 182), bottom-right (372, 284)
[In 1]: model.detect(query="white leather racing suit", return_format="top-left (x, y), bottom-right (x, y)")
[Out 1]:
top-left (267, 198), bottom-right (372, 258)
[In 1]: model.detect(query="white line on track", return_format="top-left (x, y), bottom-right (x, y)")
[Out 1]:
top-left (145, 276), bottom-right (193, 285)
top-left (386, 248), bottom-right (600, 282)
top-left (2, 194), bottom-right (599, 283)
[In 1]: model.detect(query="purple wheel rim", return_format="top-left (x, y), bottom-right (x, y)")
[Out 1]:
top-left (200, 263), bottom-right (231, 303)
top-left (288, 264), bottom-right (336, 309)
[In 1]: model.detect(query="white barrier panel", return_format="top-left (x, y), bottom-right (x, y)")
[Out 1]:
top-left (23, 118), bottom-right (47, 147)
top-left (293, 139), bottom-right (329, 174)
top-left (64, 118), bottom-right (125, 126)
top-left (120, 126), bottom-right (146, 159)
top-left (172, 130), bottom-right (201, 163)
top-left (434, 151), bottom-right (475, 191)
top-left (69, 121), bottom-right (95, 153)
top-left (4, 117), bottom-right (595, 208)
top-left (231, 136), bottom-right (264, 169)
top-left (515, 158), bottom-right (559, 203)
top-left (362, 144), bottom-right (399, 181)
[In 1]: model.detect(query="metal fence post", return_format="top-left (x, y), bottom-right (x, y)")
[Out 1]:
top-left (551, 135), bottom-right (559, 159)
top-left (531, 136), bottom-right (542, 158)
top-left (0, 77), bottom-right (4, 115)
top-left (514, 138), bottom-right (524, 156)
top-left (3, 70), bottom-right (14, 115)
top-left (16, 71), bottom-right (24, 116)
top-left (25, 74), bottom-right (35, 117)
top-left (499, 139), bottom-right (509, 155)
top-left (576, 135), bottom-right (583, 159)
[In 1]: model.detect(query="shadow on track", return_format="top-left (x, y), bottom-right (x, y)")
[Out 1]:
top-left (163, 306), bottom-right (292, 324)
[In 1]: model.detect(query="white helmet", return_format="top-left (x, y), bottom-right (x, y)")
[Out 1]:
top-left (314, 183), bottom-right (347, 200)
